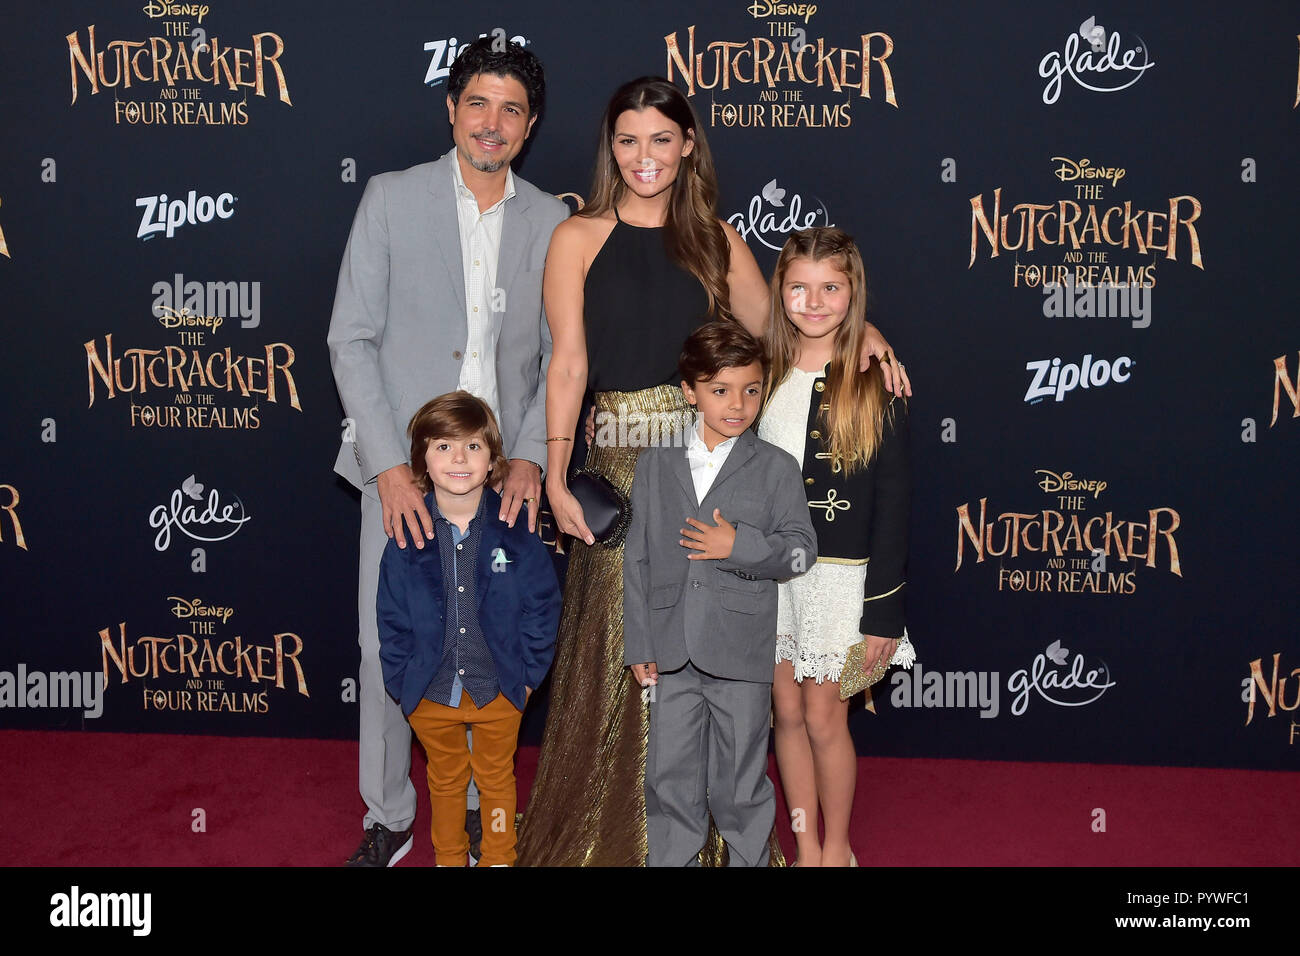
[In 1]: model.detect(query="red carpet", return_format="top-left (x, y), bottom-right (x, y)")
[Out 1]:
top-left (3, 730), bottom-right (1292, 866)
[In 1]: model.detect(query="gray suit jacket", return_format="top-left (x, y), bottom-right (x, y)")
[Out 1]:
top-left (328, 150), bottom-right (569, 498)
top-left (623, 430), bottom-right (817, 683)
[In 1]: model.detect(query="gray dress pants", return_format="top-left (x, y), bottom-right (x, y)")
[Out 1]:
top-left (645, 660), bottom-right (774, 867)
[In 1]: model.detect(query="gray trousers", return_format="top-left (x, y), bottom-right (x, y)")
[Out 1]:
top-left (358, 493), bottom-right (475, 831)
top-left (645, 660), bottom-right (774, 867)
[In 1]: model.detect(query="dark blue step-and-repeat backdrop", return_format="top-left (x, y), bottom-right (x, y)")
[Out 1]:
top-left (1, 1), bottom-right (1296, 771)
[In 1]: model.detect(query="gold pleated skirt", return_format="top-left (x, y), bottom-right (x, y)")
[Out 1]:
top-left (516, 385), bottom-right (786, 867)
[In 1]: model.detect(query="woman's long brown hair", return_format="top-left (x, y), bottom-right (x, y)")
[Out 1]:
top-left (582, 77), bottom-right (732, 320)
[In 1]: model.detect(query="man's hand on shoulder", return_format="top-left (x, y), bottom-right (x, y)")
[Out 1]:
top-left (497, 459), bottom-right (542, 533)
top-left (376, 464), bottom-right (434, 550)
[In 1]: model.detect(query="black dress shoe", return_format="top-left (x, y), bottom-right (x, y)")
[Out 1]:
top-left (466, 808), bottom-right (483, 864)
top-left (345, 823), bottom-right (413, 867)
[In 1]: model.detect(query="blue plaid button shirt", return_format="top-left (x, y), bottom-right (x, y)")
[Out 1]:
top-left (422, 494), bottom-right (500, 708)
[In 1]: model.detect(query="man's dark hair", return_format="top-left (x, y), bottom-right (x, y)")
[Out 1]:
top-left (446, 37), bottom-right (546, 121)
top-left (678, 320), bottom-right (767, 385)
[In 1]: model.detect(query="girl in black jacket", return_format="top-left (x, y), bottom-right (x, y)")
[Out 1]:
top-left (758, 227), bottom-right (913, 867)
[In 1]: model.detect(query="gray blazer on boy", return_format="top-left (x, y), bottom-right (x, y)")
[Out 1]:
top-left (623, 429), bottom-right (817, 683)
top-left (624, 427), bottom-right (815, 866)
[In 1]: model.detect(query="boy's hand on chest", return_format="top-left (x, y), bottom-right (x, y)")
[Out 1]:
top-left (680, 508), bottom-right (736, 561)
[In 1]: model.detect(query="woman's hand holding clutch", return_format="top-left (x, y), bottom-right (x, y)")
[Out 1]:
top-left (547, 476), bottom-right (596, 547)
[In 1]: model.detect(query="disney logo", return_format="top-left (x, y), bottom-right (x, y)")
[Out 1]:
top-left (157, 306), bottom-right (224, 333)
top-left (143, 1), bottom-right (210, 22)
top-left (167, 596), bottom-right (235, 624)
top-left (1035, 469), bottom-right (1107, 499)
top-left (728, 179), bottom-right (832, 252)
top-left (1038, 22), bottom-right (1154, 105)
top-left (1052, 157), bottom-right (1125, 188)
top-left (1008, 640), bottom-right (1115, 716)
top-left (149, 476), bottom-right (251, 552)
top-left (747, 1), bottom-right (817, 23)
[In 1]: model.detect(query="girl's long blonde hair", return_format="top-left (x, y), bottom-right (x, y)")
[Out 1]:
top-left (763, 227), bottom-right (896, 474)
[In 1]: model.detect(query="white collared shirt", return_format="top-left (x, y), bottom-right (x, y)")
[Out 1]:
top-left (686, 424), bottom-right (738, 505)
top-left (449, 149), bottom-right (515, 421)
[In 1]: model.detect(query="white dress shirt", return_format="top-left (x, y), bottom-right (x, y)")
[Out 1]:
top-left (450, 149), bottom-right (515, 421)
top-left (685, 424), bottom-right (738, 505)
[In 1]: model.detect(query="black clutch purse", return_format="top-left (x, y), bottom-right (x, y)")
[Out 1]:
top-left (568, 468), bottom-right (631, 547)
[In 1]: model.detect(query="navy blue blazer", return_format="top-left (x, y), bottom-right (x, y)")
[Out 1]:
top-left (376, 489), bottom-right (561, 715)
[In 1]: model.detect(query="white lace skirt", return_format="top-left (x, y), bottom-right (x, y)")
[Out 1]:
top-left (775, 561), bottom-right (868, 684)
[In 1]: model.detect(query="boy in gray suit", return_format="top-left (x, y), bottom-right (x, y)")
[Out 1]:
top-left (624, 322), bottom-right (817, 867)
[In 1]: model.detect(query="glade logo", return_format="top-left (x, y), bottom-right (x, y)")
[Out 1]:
top-left (136, 189), bottom-right (235, 240)
top-left (1008, 640), bottom-right (1115, 716)
top-left (1039, 16), bottom-right (1154, 104)
top-left (424, 30), bottom-right (528, 87)
top-left (142, 1), bottom-right (209, 20)
top-left (1024, 354), bottom-right (1132, 403)
top-left (727, 179), bottom-right (832, 252)
top-left (0, 664), bottom-right (105, 718)
top-left (889, 640), bottom-right (1115, 717)
top-left (746, 1), bottom-right (818, 23)
top-left (149, 474), bottom-right (251, 551)
top-left (153, 273), bottom-right (261, 329)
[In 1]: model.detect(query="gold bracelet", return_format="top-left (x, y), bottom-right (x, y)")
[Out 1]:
top-left (545, 436), bottom-right (573, 442)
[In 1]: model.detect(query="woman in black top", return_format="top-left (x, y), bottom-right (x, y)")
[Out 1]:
top-left (515, 77), bottom-right (908, 867)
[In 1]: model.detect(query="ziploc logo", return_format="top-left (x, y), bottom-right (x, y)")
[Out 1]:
top-left (1024, 354), bottom-right (1132, 404)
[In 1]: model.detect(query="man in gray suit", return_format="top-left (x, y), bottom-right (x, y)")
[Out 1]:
top-left (328, 38), bottom-right (567, 866)
top-left (624, 323), bottom-right (817, 867)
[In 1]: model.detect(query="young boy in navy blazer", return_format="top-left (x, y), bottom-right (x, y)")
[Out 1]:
top-left (377, 391), bottom-right (560, 867)
top-left (624, 323), bottom-right (817, 867)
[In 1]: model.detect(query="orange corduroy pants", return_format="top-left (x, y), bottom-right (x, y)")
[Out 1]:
top-left (407, 693), bottom-right (523, 867)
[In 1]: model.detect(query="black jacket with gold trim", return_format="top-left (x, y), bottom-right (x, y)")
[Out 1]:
top-left (792, 371), bottom-right (911, 637)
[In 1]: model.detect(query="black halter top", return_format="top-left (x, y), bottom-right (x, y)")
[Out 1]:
top-left (583, 209), bottom-right (712, 392)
